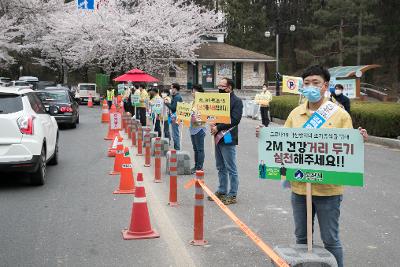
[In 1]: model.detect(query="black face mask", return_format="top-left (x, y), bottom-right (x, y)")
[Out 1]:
top-left (219, 89), bottom-right (227, 93)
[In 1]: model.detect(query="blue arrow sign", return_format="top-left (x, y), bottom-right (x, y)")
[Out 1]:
top-left (77, 0), bottom-right (95, 10)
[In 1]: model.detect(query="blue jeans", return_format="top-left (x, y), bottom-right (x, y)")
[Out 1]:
top-left (291, 193), bottom-right (343, 267)
top-left (171, 121), bottom-right (180, 150)
top-left (190, 130), bottom-right (205, 170)
top-left (215, 143), bottom-right (239, 196)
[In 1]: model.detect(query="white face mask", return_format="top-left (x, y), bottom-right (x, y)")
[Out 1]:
top-left (169, 89), bottom-right (173, 95)
top-left (335, 90), bottom-right (342, 95)
top-left (161, 93), bottom-right (167, 98)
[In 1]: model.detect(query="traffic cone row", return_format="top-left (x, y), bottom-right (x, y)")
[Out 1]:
top-left (102, 107), bottom-right (159, 240)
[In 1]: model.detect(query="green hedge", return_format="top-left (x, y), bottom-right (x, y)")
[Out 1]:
top-left (270, 95), bottom-right (400, 138)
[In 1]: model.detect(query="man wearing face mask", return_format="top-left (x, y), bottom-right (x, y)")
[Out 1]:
top-left (164, 83), bottom-right (183, 150)
top-left (208, 77), bottom-right (243, 205)
top-left (330, 84), bottom-right (350, 113)
top-left (257, 65), bottom-right (367, 267)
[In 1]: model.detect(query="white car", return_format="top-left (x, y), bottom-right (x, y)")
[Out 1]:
top-left (0, 86), bottom-right (59, 185)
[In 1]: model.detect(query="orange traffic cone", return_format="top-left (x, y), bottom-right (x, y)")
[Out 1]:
top-left (101, 100), bottom-right (109, 123)
top-left (110, 137), bottom-right (124, 175)
top-left (88, 94), bottom-right (93, 108)
top-left (122, 173), bottom-right (160, 240)
top-left (104, 104), bottom-right (121, 140)
top-left (113, 150), bottom-right (135, 194)
top-left (108, 136), bottom-right (120, 157)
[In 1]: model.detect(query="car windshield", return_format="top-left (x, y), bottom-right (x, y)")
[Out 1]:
top-left (0, 93), bottom-right (23, 114)
top-left (36, 91), bottom-right (69, 103)
top-left (79, 84), bottom-right (95, 91)
top-left (0, 78), bottom-right (11, 83)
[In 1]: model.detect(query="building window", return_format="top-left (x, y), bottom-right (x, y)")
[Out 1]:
top-left (169, 67), bottom-right (176, 77)
top-left (253, 63), bottom-right (259, 73)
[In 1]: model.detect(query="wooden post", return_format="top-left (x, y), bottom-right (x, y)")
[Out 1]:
top-left (306, 183), bottom-right (313, 252)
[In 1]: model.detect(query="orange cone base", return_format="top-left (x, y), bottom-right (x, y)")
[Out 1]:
top-left (168, 202), bottom-right (178, 207)
top-left (113, 189), bottom-right (135, 194)
top-left (109, 171), bottom-right (120, 175)
top-left (122, 229), bottom-right (160, 240)
top-left (154, 179), bottom-right (162, 183)
top-left (190, 239), bottom-right (208, 246)
top-left (108, 149), bottom-right (116, 157)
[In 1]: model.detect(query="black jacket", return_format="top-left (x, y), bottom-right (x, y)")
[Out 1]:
top-left (331, 93), bottom-right (350, 113)
top-left (216, 92), bottom-right (243, 145)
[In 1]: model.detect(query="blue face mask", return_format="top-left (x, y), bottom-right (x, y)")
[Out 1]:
top-left (300, 86), bottom-right (322, 103)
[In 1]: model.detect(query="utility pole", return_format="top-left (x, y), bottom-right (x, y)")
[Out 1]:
top-left (357, 10), bottom-right (363, 65)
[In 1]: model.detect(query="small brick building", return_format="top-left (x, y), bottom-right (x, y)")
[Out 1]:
top-left (161, 33), bottom-right (275, 90)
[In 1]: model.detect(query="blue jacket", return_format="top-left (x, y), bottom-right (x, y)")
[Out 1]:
top-left (165, 93), bottom-right (183, 114)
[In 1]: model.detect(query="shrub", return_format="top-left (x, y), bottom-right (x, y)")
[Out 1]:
top-left (270, 95), bottom-right (400, 138)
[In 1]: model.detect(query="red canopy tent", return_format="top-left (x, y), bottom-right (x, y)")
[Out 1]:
top-left (113, 68), bottom-right (159, 83)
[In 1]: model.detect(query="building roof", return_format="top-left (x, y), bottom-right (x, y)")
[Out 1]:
top-left (328, 65), bottom-right (381, 78)
top-left (194, 43), bottom-right (275, 62)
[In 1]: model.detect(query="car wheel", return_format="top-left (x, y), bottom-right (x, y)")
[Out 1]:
top-left (31, 147), bottom-right (46, 186)
top-left (76, 115), bottom-right (80, 124)
top-left (70, 122), bottom-right (77, 129)
top-left (48, 138), bottom-right (58, 165)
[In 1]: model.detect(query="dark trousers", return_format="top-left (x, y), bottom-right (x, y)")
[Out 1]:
top-left (154, 119), bottom-right (161, 137)
top-left (163, 120), bottom-right (170, 141)
top-left (107, 100), bottom-right (112, 109)
top-left (260, 106), bottom-right (270, 127)
top-left (291, 193), bottom-right (343, 267)
top-left (190, 130), bottom-right (206, 170)
top-left (137, 107), bottom-right (146, 126)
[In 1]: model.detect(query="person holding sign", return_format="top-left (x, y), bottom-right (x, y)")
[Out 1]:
top-left (256, 65), bottom-right (368, 267)
top-left (149, 88), bottom-right (162, 137)
top-left (208, 78), bottom-right (243, 205)
top-left (164, 83), bottom-right (183, 150)
top-left (255, 83), bottom-right (272, 127)
top-left (161, 89), bottom-right (171, 142)
top-left (135, 84), bottom-right (149, 126)
top-left (189, 85), bottom-right (207, 174)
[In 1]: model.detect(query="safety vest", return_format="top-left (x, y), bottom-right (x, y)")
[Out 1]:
top-left (107, 89), bottom-right (114, 101)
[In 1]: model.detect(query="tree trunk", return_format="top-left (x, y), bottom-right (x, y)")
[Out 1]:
top-left (357, 10), bottom-right (362, 65)
top-left (339, 18), bottom-right (344, 66)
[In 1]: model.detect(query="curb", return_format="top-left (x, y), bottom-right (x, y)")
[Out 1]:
top-left (268, 117), bottom-right (400, 150)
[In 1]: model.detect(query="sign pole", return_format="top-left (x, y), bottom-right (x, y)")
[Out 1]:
top-left (306, 183), bottom-right (313, 252)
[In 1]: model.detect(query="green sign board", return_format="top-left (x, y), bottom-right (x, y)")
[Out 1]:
top-left (258, 128), bottom-right (364, 186)
top-left (151, 98), bottom-right (163, 115)
top-left (131, 94), bottom-right (140, 106)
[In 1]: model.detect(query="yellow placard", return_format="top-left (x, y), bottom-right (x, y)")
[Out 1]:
top-left (194, 92), bottom-right (230, 124)
top-left (176, 102), bottom-right (192, 127)
top-left (282, 75), bottom-right (302, 94)
top-left (255, 92), bottom-right (272, 106)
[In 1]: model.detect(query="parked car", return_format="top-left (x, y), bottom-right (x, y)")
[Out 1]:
top-left (76, 83), bottom-right (100, 104)
top-left (8, 80), bottom-right (31, 87)
top-left (0, 77), bottom-right (11, 84)
top-left (19, 76), bottom-right (39, 90)
top-left (0, 86), bottom-right (59, 185)
top-left (36, 89), bottom-right (80, 128)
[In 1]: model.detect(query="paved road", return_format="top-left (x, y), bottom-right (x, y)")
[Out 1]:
top-left (1, 105), bottom-right (399, 267)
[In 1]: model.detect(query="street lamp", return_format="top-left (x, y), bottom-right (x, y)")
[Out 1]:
top-left (265, 24), bottom-right (296, 96)
top-left (19, 66), bottom-right (23, 78)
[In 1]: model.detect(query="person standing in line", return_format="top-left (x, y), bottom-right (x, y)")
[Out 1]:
top-left (122, 86), bottom-right (134, 116)
top-left (189, 84), bottom-right (206, 174)
top-left (106, 87), bottom-right (115, 109)
top-left (164, 83), bottom-right (183, 150)
top-left (208, 78), bottom-right (243, 205)
top-left (255, 83), bottom-right (272, 126)
top-left (135, 83), bottom-right (149, 126)
top-left (149, 88), bottom-right (162, 137)
top-left (330, 84), bottom-right (351, 113)
top-left (160, 88), bottom-right (171, 142)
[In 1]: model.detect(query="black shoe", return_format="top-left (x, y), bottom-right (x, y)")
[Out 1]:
top-left (221, 195), bottom-right (237, 205)
top-left (190, 167), bottom-right (196, 174)
top-left (208, 191), bottom-right (226, 201)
